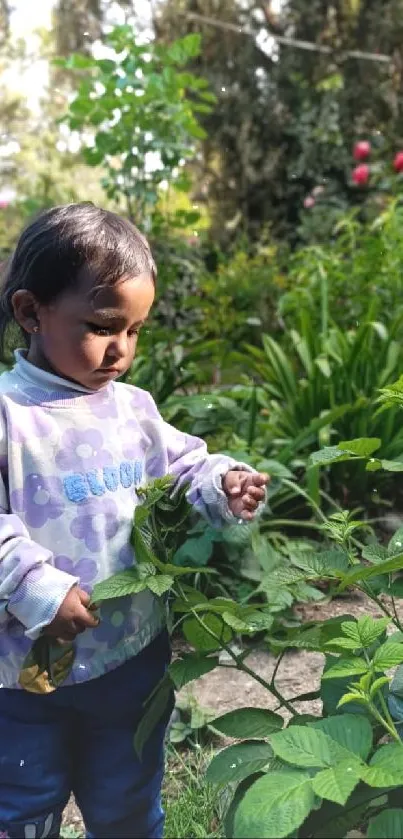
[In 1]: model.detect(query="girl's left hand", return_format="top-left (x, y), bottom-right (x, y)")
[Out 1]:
top-left (223, 470), bottom-right (269, 521)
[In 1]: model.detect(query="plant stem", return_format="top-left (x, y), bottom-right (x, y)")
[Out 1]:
top-left (377, 690), bottom-right (401, 742)
top-left (178, 585), bottom-right (298, 716)
top-left (369, 702), bottom-right (401, 744)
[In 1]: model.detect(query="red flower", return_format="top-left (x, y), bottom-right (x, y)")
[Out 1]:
top-left (303, 195), bottom-right (315, 209)
top-left (352, 164), bottom-right (369, 186)
top-left (394, 151), bottom-right (403, 173)
top-left (353, 141), bottom-right (371, 161)
top-left (0, 200), bottom-right (9, 210)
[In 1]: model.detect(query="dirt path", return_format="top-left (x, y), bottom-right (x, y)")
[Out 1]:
top-left (62, 591), bottom-right (401, 832)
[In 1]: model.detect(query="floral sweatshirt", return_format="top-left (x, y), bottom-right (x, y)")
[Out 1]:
top-left (0, 351), bottom-right (251, 689)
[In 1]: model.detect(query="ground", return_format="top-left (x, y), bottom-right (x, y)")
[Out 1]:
top-left (62, 591), bottom-right (402, 836)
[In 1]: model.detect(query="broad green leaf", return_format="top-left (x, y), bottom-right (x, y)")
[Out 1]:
top-left (361, 743), bottom-right (403, 787)
top-left (169, 654), bottom-right (218, 689)
top-left (338, 553), bottom-right (403, 590)
top-left (362, 545), bottom-right (388, 564)
top-left (373, 641), bottom-right (403, 670)
top-left (222, 612), bottom-right (250, 632)
top-left (338, 438), bottom-right (381, 457)
top-left (206, 740), bottom-right (273, 785)
top-left (183, 614), bottom-right (233, 652)
top-left (133, 673), bottom-right (173, 759)
top-left (92, 569), bottom-right (146, 602)
top-left (312, 759), bottom-right (361, 805)
top-left (324, 637), bottom-right (360, 650)
top-left (233, 769), bottom-right (315, 838)
top-left (310, 714), bottom-right (372, 760)
top-left (210, 708), bottom-right (283, 739)
top-left (389, 527), bottom-right (403, 555)
top-left (341, 617), bottom-right (389, 647)
top-left (270, 726), bottom-right (354, 768)
top-left (321, 657), bottom-right (369, 680)
top-left (379, 460), bottom-right (403, 472)
top-left (367, 808), bottom-right (403, 838)
top-left (146, 574), bottom-right (174, 596)
top-left (309, 446), bottom-right (353, 467)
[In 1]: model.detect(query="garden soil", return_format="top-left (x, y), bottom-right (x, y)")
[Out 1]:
top-left (62, 591), bottom-right (403, 832)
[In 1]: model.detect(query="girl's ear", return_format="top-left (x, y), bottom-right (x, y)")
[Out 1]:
top-left (11, 290), bottom-right (41, 336)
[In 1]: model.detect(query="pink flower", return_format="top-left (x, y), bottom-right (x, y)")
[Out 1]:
top-left (352, 164), bottom-right (369, 186)
top-left (394, 151), bottom-right (403, 173)
top-left (353, 140), bottom-right (371, 161)
top-left (303, 195), bottom-right (315, 209)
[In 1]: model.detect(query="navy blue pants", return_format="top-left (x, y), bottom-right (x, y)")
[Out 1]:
top-left (0, 632), bottom-right (172, 839)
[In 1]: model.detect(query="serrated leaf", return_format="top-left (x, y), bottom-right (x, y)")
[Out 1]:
top-left (370, 676), bottom-right (390, 698)
top-left (233, 770), bottom-right (315, 838)
top-left (341, 616), bottom-right (390, 647)
top-left (210, 708), bottom-right (283, 739)
top-left (169, 653), bottom-right (218, 689)
top-left (146, 574), bottom-right (174, 596)
top-left (309, 446), bottom-right (352, 467)
top-left (310, 714), bottom-right (372, 760)
top-left (362, 545), bottom-right (388, 564)
top-left (222, 612), bottom-right (250, 632)
top-left (321, 657), bottom-right (369, 680)
top-left (361, 743), bottom-right (403, 787)
top-left (367, 808), bottom-right (403, 838)
top-left (338, 553), bottom-right (403, 590)
top-left (324, 637), bottom-right (360, 650)
top-left (206, 741), bottom-right (273, 785)
top-left (270, 726), bottom-right (354, 768)
top-left (183, 614), bottom-right (233, 652)
top-left (373, 641), bottom-right (403, 670)
top-left (338, 438), bottom-right (381, 457)
top-left (312, 759), bottom-right (361, 805)
top-left (92, 569), bottom-right (146, 602)
top-left (389, 527), bottom-right (403, 555)
top-left (337, 692), bottom-right (367, 708)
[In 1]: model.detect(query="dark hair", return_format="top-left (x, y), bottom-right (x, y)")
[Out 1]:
top-left (0, 202), bottom-right (156, 360)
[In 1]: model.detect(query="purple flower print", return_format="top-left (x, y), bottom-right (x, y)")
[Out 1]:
top-left (70, 497), bottom-right (119, 553)
top-left (88, 387), bottom-right (118, 420)
top-left (55, 428), bottom-right (113, 472)
top-left (118, 419), bottom-right (146, 460)
top-left (118, 543), bottom-right (135, 570)
top-left (11, 474), bottom-right (64, 528)
top-left (146, 451), bottom-right (166, 478)
top-left (9, 405), bottom-right (54, 444)
top-left (54, 555), bottom-right (98, 594)
top-left (94, 596), bottom-right (132, 648)
top-left (0, 618), bottom-right (30, 658)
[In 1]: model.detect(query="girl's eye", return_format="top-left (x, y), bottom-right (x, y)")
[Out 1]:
top-left (86, 323), bottom-right (113, 337)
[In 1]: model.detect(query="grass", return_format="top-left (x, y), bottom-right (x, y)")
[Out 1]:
top-left (60, 746), bottom-right (224, 839)
top-left (163, 745), bottom-right (224, 838)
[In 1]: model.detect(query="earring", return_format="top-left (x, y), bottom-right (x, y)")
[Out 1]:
top-left (33, 325), bottom-right (39, 333)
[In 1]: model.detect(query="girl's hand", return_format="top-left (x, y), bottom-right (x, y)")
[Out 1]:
top-left (43, 585), bottom-right (99, 642)
top-left (223, 470), bottom-right (269, 521)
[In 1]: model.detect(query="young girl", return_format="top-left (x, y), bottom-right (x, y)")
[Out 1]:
top-left (0, 203), bottom-right (267, 839)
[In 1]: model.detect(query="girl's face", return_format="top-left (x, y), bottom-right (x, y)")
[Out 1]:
top-left (13, 272), bottom-right (155, 390)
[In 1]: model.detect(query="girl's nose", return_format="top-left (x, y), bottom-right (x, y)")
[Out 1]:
top-left (108, 334), bottom-right (128, 359)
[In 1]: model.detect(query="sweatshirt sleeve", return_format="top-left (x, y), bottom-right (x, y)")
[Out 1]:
top-left (161, 418), bottom-right (258, 528)
top-left (0, 464), bottom-right (78, 640)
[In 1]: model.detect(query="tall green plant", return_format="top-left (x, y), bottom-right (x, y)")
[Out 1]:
top-left (57, 28), bottom-right (215, 227)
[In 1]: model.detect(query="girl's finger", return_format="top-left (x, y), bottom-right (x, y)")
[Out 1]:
top-left (242, 494), bottom-right (258, 511)
top-left (244, 485), bottom-right (265, 501)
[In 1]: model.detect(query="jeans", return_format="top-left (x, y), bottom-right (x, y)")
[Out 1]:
top-left (0, 631), bottom-right (172, 838)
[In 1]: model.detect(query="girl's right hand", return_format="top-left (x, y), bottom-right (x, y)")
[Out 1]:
top-left (44, 585), bottom-right (99, 641)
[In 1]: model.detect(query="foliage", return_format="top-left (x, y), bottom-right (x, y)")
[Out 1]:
top-left (58, 28), bottom-right (216, 227)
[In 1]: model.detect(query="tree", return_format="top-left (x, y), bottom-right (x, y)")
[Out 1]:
top-left (52, 0), bottom-right (136, 55)
top-left (152, 0), bottom-right (403, 244)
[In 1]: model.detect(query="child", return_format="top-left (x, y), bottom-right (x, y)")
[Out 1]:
top-left (0, 203), bottom-right (267, 839)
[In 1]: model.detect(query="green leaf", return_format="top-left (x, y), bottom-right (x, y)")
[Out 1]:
top-left (379, 460), bottom-right (403, 472)
top-left (133, 673), bottom-right (173, 759)
top-left (321, 657), bottom-right (369, 680)
top-left (310, 714), bottom-right (372, 760)
top-left (210, 708), bottom-right (283, 739)
top-left (341, 617), bottom-right (390, 647)
top-left (270, 726), bottom-right (355, 768)
top-left (169, 653), bottom-right (218, 689)
top-left (373, 641), bottom-right (403, 670)
top-left (370, 676), bottom-right (390, 698)
top-left (206, 741), bottom-right (273, 785)
top-left (338, 438), bottom-right (381, 457)
top-left (361, 743), bottom-right (403, 787)
top-left (388, 527), bottom-right (403, 555)
top-left (338, 553), bottom-right (403, 590)
top-left (309, 446), bottom-right (353, 467)
top-left (312, 759), bottom-right (361, 805)
top-left (362, 545), bottom-right (389, 564)
top-left (146, 574), bottom-right (174, 596)
top-left (367, 809), bottom-right (403, 838)
top-left (183, 614), bottom-right (233, 652)
top-left (233, 769), bottom-right (315, 838)
top-left (92, 568), bottom-right (146, 602)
